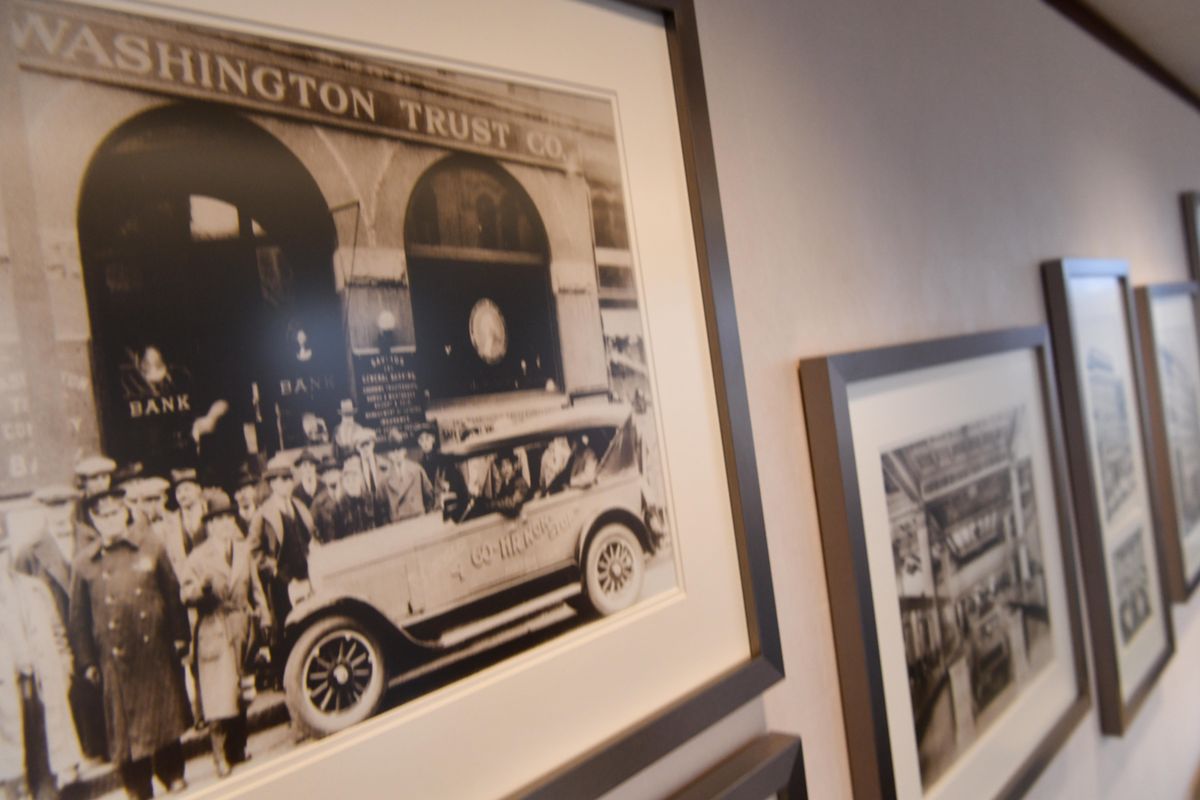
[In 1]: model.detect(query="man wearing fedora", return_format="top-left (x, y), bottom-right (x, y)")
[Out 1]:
top-left (290, 450), bottom-right (321, 511)
top-left (379, 439), bottom-right (434, 524)
top-left (179, 496), bottom-right (269, 778)
top-left (248, 456), bottom-right (316, 655)
top-left (68, 489), bottom-right (192, 799)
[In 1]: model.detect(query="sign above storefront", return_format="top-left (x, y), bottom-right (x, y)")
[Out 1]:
top-left (11, 0), bottom-right (583, 170)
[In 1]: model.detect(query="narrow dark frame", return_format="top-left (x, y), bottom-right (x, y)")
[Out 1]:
top-left (1042, 258), bottom-right (1176, 735)
top-left (799, 325), bottom-right (1091, 799)
top-left (666, 732), bottom-right (806, 800)
top-left (1134, 281), bottom-right (1200, 602)
top-left (1182, 193), bottom-right (1200, 280)
top-left (513, 1), bottom-right (789, 796)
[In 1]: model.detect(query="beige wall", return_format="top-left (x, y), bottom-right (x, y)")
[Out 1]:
top-left (676, 0), bottom-right (1200, 797)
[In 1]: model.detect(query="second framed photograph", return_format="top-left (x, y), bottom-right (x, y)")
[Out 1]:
top-left (1042, 258), bottom-right (1175, 735)
top-left (801, 326), bottom-right (1090, 800)
top-left (1135, 281), bottom-right (1200, 602)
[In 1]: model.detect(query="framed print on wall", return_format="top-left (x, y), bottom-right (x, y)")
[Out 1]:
top-left (800, 326), bottom-right (1090, 800)
top-left (0, 0), bottom-right (787, 797)
top-left (1042, 258), bottom-right (1175, 736)
top-left (1135, 282), bottom-right (1200, 602)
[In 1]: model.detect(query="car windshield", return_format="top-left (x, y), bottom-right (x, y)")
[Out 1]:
top-left (440, 420), bottom-right (635, 523)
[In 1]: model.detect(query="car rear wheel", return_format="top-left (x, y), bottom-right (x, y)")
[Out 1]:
top-left (283, 615), bottom-right (386, 738)
top-left (581, 523), bottom-right (645, 616)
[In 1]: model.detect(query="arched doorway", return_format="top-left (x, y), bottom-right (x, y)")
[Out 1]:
top-left (404, 155), bottom-right (558, 403)
top-left (77, 103), bottom-right (342, 482)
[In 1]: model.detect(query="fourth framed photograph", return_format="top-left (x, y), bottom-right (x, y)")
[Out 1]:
top-left (1042, 258), bottom-right (1175, 735)
top-left (800, 326), bottom-right (1090, 800)
top-left (0, 0), bottom-right (785, 797)
top-left (1135, 281), bottom-right (1200, 602)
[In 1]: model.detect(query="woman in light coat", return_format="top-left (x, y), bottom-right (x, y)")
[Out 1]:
top-left (179, 497), bottom-right (269, 777)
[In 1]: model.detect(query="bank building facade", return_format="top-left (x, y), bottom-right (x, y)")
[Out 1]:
top-left (0, 0), bottom-right (652, 497)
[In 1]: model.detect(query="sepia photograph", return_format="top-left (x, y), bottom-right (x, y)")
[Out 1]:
top-left (0, 1), bottom-right (683, 797)
top-left (883, 406), bottom-right (1054, 789)
top-left (1086, 348), bottom-right (1137, 522)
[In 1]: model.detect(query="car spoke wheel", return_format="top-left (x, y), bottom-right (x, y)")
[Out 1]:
top-left (284, 615), bottom-right (386, 738)
top-left (582, 523), bottom-right (645, 616)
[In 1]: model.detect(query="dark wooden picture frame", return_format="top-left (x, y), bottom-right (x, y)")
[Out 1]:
top-left (516, 3), bottom-right (791, 794)
top-left (800, 326), bottom-right (1091, 799)
top-left (1182, 193), bottom-right (1200, 280)
top-left (1135, 281), bottom-right (1200, 603)
top-left (1042, 259), bottom-right (1175, 735)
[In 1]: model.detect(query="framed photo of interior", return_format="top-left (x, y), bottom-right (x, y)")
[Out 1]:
top-left (1182, 192), bottom-right (1200, 279)
top-left (1135, 282), bottom-right (1200, 603)
top-left (0, 0), bottom-right (787, 797)
top-left (800, 326), bottom-right (1090, 800)
top-left (1042, 258), bottom-right (1175, 735)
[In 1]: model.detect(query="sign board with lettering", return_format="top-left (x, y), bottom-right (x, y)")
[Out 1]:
top-left (12, 0), bottom-right (579, 170)
top-left (352, 351), bottom-right (424, 438)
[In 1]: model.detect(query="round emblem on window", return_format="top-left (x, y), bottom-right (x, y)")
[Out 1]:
top-left (469, 298), bottom-right (507, 365)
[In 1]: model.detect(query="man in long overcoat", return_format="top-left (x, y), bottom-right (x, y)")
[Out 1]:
top-left (179, 497), bottom-right (269, 777)
top-left (68, 489), bottom-right (192, 799)
top-left (248, 456), bottom-right (315, 655)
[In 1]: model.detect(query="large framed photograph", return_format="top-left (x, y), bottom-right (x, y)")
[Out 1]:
top-left (1135, 281), bottom-right (1200, 602)
top-left (800, 327), bottom-right (1090, 800)
top-left (1042, 258), bottom-right (1175, 735)
top-left (0, 0), bottom-right (785, 797)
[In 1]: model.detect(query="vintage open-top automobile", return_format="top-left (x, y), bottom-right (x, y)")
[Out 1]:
top-left (280, 402), bottom-right (667, 736)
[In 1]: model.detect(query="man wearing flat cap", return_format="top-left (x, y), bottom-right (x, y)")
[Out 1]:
top-left (72, 455), bottom-right (116, 541)
top-left (68, 489), bottom-right (192, 799)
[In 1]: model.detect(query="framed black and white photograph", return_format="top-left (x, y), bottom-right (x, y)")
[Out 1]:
top-left (800, 326), bottom-right (1090, 800)
top-left (1135, 281), bottom-right (1200, 602)
top-left (0, 0), bottom-right (786, 797)
top-left (1042, 258), bottom-right (1175, 735)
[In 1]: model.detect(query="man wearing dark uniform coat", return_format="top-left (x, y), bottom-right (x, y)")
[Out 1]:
top-left (68, 489), bottom-right (191, 799)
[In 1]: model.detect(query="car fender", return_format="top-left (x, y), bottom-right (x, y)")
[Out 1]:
top-left (282, 590), bottom-right (397, 649)
top-left (575, 502), bottom-right (651, 564)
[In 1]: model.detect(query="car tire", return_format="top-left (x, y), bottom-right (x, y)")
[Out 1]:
top-left (581, 522), bottom-right (645, 616)
top-left (283, 615), bottom-right (386, 738)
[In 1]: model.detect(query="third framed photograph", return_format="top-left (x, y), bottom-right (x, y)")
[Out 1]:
top-left (801, 326), bottom-right (1090, 799)
top-left (1042, 258), bottom-right (1175, 735)
top-left (1135, 281), bottom-right (1200, 602)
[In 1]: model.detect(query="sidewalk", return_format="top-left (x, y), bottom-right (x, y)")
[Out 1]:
top-left (60, 692), bottom-right (290, 800)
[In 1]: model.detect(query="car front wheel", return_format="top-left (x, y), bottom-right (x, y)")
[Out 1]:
top-left (581, 523), bottom-right (645, 616)
top-left (283, 615), bottom-right (386, 738)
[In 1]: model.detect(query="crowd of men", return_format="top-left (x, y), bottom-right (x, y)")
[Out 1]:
top-left (0, 401), bottom-right (611, 800)
top-left (0, 414), bottom-right (453, 800)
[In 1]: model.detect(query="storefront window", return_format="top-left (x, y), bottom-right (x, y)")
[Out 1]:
top-left (405, 156), bottom-right (559, 402)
